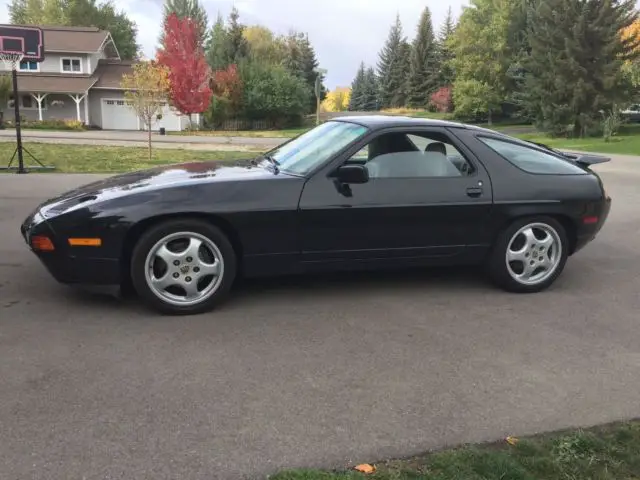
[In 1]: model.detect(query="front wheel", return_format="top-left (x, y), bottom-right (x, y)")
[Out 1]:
top-left (487, 216), bottom-right (569, 293)
top-left (130, 219), bottom-right (237, 315)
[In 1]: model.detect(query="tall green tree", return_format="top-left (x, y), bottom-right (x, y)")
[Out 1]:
top-left (283, 31), bottom-right (324, 113)
top-left (348, 62), bottom-right (366, 110)
top-left (437, 6), bottom-right (457, 87)
top-left (224, 6), bottom-right (249, 63)
top-left (377, 14), bottom-right (407, 108)
top-left (362, 66), bottom-right (380, 111)
top-left (407, 7), bottom-right (439, 107)
top-left (450, 0), bottom-right (520, 123)
top-left (160, 0), bottom-right (208, 47)
top-left (8, 0), bottom-right (139, 60)
top-left (205, 12), bottom-right (228, 70)
top-left (523, 0), bottom-right (640, 136)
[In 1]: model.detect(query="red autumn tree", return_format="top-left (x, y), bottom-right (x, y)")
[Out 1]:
top-left (209, 64), bottom-right (244, 114)
top-left (430, 86), bottom-right (453, 113)
top-left (157, 13), bottom-right (212, 127)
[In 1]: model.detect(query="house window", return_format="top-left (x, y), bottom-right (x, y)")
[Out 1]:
top-left (7, 95), bottom-right (39, 109)
top-left (61, 57), bottom-right (82, 73)
top-left (19, 60), bottom-right (38, 72)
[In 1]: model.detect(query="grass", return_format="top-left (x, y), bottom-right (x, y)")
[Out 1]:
top-left (272, 420), bottom-right (640, 480)
top-left (168, 127), bottom-right (309, 138)
top-left (514, 124), bottom-right (640, 155)
top-left (0, 143), bottom-right (250, 173)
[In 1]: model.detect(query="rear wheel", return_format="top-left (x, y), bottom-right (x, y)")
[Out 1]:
top-left (487, 216), bottom-right (568, 293)
top-left (130, 219), bottom-right (236, 315)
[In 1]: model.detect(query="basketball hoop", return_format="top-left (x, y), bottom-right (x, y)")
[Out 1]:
top-left (0, 51), bottom-right (23, 71)
top-left (0, 24), bottom-right (52, 173)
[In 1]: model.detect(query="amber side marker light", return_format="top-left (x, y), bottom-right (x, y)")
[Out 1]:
top-left (31, 236), bottom-right (55, 251)
top-left (68, 238), bottom-right (102, 247)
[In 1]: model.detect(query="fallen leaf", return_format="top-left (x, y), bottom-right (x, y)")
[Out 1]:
top-left (506, 436), bottom-right (519, 446)
top-left (354, 463), bottom-right (376, 474)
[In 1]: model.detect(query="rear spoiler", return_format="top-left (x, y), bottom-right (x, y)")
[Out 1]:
top-left (557, 151), bottom-right (611, 168)
top-left (527, 141), bottom-right (611, 168)
top-left (570, 154), bottom-right (611, 168)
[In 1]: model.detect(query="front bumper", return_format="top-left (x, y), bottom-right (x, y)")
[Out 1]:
top-left (21, 209), bottom-right (121, 286)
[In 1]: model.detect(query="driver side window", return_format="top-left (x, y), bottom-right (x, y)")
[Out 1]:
top-left (346, 131), bottom-right (474, 178)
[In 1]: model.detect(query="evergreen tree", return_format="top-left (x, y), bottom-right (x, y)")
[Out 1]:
top-left (349, 62), bottom-right (366, 110)
top-left (377, 14), bottom-right (407, 108)
top-left (283, 31), bottom-right (324, 113)
top-left (407, 7), bottom-right (439, 107)
top-left (393, 40), bottom-right (412, 107)
top-left (224, 6), bottom-right (249, 63)
top-left (299, 34), bottom-right (324, 112)
top-left (523, 0), bottom-right (640, 136)
top-left (160, 0), bottom-right (208, 47)
top-left (437, 6), bottom-right (456, 87)
top-left (362, 66), bottom-right (380, 111)
top-left (205, 12), bottom-right (228, 70)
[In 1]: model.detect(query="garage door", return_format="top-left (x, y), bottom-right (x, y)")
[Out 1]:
top-left (101, 99), bottom-right (139, 130)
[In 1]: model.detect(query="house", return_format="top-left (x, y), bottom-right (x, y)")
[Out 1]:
top-left (0, 25), bottom-right (194, 131)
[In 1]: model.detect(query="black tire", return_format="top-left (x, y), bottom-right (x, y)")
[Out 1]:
top-left (130, 219), bottom-right (237, 315)
top-left (486, 216), bottom-right (569, 293)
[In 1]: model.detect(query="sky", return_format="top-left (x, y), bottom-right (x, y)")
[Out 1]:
top-left (0, 0), bottom-right (468, 89)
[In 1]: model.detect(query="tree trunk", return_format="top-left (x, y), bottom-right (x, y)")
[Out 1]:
top-left (148, 123), bottom-right (152, 161)
top-left (487, 109), bottom-right (493, 126)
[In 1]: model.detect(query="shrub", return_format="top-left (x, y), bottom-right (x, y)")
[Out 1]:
top-left (239, 62), bottom-right (310, 127)
top-left (3, 118), bottom-right (85, 130)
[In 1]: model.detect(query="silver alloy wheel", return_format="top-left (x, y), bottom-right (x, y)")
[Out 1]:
top-left (144, 231), bottom-right (224, 307)
top-left (505, 222), bottom-right (562, 286)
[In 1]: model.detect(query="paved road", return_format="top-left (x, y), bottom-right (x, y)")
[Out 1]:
top-left (1, 156), bottom-right (639, 479)
top-left (0, 128), bottom-right (283, 150)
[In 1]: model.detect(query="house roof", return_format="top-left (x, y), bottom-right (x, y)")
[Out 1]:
top-left (92, 60), bottom-right (135, 89)
top-left (9, 25), bottom-right (119, 56)
top-left (16, 72), bottom-right (98, 93)
top-left (41, 25), bottom-right (110, 53)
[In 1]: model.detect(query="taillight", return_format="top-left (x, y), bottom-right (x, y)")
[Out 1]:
top-left (583, 216), bottom-right (599, 225)
top-left (31, 236), bottom-right (55, 251)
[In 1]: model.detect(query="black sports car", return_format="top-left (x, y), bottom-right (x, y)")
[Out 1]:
top-left (21, 116), bottom-right (612, 315)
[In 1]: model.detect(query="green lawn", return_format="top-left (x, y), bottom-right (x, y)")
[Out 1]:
top-left (0, 143), bottom-right (250, 173)
top-left (169, 127), bottom-right (308, 138)
top-left (272, 420), bottom-right (640, 480)
top-left (514, 126), bottom-right (640, 155)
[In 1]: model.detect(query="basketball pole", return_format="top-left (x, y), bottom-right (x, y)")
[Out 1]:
top-left (11, 65), bottom-right (26, 174)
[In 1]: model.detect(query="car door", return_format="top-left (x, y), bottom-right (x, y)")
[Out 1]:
top-left (297, 126), bottom-right (494, 263)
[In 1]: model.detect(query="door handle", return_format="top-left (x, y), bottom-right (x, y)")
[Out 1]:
top-left (466, 187), bottom-right (483, 198)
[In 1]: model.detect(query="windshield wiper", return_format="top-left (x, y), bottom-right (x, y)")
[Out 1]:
top-left (261, 153), bottom-right (280, 174)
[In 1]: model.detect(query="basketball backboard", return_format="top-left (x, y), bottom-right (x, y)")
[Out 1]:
top-left (0, 25), bottom-right (44, 62)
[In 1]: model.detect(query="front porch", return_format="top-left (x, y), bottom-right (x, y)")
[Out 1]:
top-left (11, 92), bottom-right (90, 124)
top-left (14, 73), bottom-right (97, 125)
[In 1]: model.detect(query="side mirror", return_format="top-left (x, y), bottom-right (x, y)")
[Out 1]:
top-left (336, 164), bottom-right (369, 184)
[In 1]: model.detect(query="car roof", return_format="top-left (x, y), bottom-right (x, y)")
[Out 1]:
top-left (329, 114), bottom-right (478, 130)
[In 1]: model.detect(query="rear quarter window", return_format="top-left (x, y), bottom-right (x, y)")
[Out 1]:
top-left (478, 136), bottom-right (586, 175)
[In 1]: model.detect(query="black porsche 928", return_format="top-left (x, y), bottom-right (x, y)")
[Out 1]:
top-left (21, 116), bottom-right (612, 315)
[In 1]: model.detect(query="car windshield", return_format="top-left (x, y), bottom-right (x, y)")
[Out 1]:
top-left (267, 121), bottom-right (369, 175)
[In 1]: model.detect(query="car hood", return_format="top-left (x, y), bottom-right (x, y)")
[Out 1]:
top-left (38, 159), bottom-right (276, 217)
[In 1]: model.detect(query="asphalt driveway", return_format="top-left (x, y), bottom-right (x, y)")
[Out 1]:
top-left (1, 156), bottom-right (639, 479)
